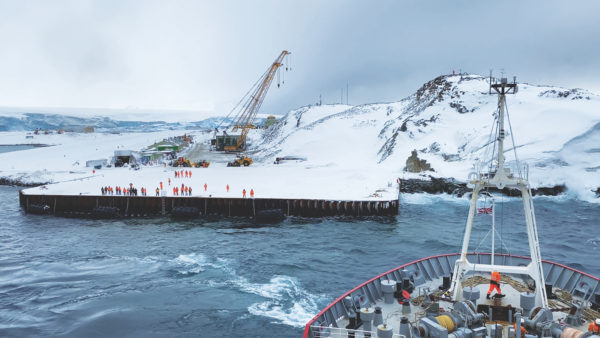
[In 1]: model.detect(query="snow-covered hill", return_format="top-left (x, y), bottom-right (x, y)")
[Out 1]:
top-left (250, 74), bottom-right (600, 201)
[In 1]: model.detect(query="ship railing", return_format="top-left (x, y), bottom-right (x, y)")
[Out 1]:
top-left (309, 325), bottom-right (406, 338)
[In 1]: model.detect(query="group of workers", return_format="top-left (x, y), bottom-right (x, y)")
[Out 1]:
top-left (487, 271), bottom-right (600, 335)
top-left (100, 182), bottom-right (255, 198)
top-left (174, 170), bottom-right (192, 178)
top-left (242, 188), bottom-right (254, 198)
top-left (101, 185), bottom-right (146, 196)
top-left (98, 169), bottom-right (256, 198)
top-left (161, 177), bottom-right (253, 198)
top-left (173, 184), bottom-right (192, 196)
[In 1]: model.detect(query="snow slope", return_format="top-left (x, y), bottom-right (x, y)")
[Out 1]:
top-left (250, 74), bottom-right (600, 201)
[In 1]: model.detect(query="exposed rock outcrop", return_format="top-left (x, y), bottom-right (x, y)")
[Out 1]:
top-left (0, 177), bottom-right (46, 187)
top-left (399, 177), bottom-right (567, 197)
top-left (405, 150), bottom-right (433, 173)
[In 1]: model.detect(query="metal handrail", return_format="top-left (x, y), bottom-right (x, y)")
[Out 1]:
top-left (309, 325), bottom-right (406, 338)
top-left (472, 161), bottom-right (529, 182)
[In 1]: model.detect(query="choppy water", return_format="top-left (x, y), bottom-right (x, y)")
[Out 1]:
top-left (1, 186), bottom-right (598, 337)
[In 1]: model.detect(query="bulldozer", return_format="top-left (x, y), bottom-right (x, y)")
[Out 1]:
top-left (173, 157), bottom-right (193, 167)
top-left (227, 155), bottom-right (253, 167)
top-left (173, 157), bottom-right (210, 168)
top-left (194, 160), bottom-right (210, 168)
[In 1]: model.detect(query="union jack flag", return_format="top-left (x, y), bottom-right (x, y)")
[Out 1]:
top-left (478, 207), bottom-right (493, 214)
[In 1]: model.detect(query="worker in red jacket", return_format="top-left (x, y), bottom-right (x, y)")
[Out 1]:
top-left (513, 318), bottom-right (526, 336)
top-left (589, 319), bottom-right (600, 333)
top-left (486, 270), bottom-right (503, 299)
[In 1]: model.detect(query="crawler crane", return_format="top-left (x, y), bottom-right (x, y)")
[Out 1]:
top-left (214, 50), bottom-right (291, 152)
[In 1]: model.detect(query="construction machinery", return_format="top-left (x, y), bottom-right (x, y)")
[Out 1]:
top-left (227, 155), bottom-right (253, 167)
top-left (173, 157), bottom-right (210, 168)
top-left (195, 160), bottom-right (210, 168)
top-left (214, 50), bottom-right (291, 152)
top-left (174, 157), bottom-right (193, 167)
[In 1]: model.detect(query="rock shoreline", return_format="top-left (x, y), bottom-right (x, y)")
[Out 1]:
top-left (0, 177), bottom-right (47, 187)
top-left (399, 177), bottom-right (568, 197)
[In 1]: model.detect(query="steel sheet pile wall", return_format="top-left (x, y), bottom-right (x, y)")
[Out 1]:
top-left (19, 191), bottom-right (399, 218)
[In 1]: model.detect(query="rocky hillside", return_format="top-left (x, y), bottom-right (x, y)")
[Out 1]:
top-left (251, 74), bottom-right (600, 200)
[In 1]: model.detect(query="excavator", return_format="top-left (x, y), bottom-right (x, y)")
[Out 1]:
top-left (213, 50), bottom-right (291, 154)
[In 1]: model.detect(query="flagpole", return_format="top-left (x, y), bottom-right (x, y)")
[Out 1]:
top-left (491, 198), bottom-right (495, 265)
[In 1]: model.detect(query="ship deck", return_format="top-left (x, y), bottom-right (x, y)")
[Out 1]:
top-left (329, 274), bottom-right (590, 337)
top-left (304, 253), bottom-right (600, 338)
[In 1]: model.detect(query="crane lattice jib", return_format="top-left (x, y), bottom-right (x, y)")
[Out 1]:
top-left (230, 50), bottom-right (290, 149)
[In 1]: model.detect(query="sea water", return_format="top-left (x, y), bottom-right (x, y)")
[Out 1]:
top-left (0, 145), bottom-right (44, 154)
top-left (0, 186), bottom-right (598, 337)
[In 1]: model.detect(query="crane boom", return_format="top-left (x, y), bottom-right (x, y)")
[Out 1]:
top-left (224, 50), bottom-right (290, 152)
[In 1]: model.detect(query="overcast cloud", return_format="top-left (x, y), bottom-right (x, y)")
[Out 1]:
top-left (0, 0), bottom-right (598, 119)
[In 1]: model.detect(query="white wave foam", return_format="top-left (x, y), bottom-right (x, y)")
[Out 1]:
top-left (174, 253), bottom-right (208, 265)
top-left (239, 275), bottom-right (326, 328)
top-left (115, 255), bottom-right (161, 264)
top-left (587, 237), bottom-right (600, 248)
top-left (171, 253), bottom-right (230, 275)
top-left (248, 298), bottom-right (318, 328)
top-left (532, 190), bottom-right (600, 204)
top-left (401, 191), bottom-right (598, 205)
top-left (238, 275), bottom-right (299, 299)
top-left (400, 193), bottom-right (470, 205)
top-left (169, 255), bottom-right (325, 327)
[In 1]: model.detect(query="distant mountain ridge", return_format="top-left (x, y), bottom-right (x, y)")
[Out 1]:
top-left (0, 113), bottom-right (267, 132)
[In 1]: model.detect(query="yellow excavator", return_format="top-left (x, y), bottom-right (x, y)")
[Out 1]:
top-left (214, 50), bottom-right (291, 153)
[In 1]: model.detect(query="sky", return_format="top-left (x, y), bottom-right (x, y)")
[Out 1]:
top-left (0, 0), bottom-right (599, 121)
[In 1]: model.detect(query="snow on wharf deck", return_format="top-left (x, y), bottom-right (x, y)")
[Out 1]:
top-left (20, 165), bottom-right (399, 217)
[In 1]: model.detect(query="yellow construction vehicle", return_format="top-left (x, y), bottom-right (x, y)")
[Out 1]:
top-left (194, 160), bottom-right (210, 168)
top-left (173, 157), bottom-right (210, 168)
top-left (173, 157), bottom-right (192, 167)
top-left (214, 50), bottom-right (291, 152)
top-left (227, 155), bottom-right (253, 167)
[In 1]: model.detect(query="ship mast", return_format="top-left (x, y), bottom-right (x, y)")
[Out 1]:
top-left (450, 76), bottom-right (549, 308)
